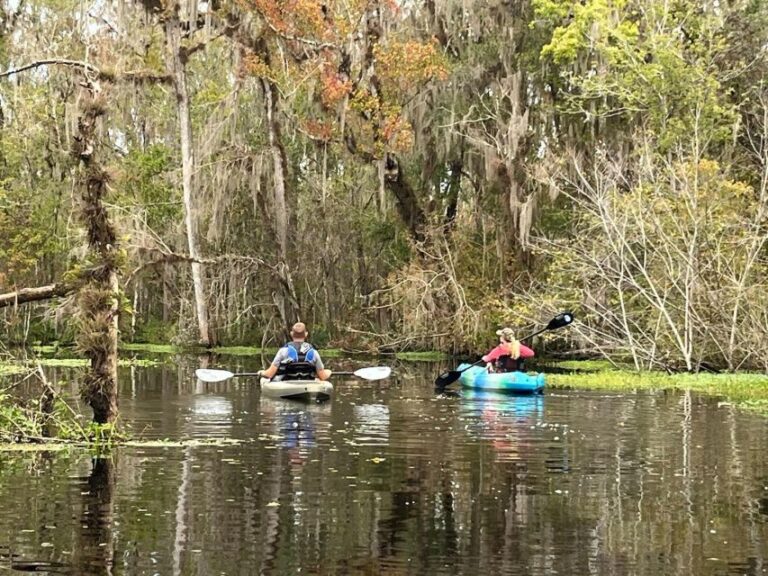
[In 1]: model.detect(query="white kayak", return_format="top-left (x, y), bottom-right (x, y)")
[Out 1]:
top-left (260, 378), bottom-right (333, 402)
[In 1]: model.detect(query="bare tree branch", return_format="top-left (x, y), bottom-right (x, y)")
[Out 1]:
top-left (0, 59), bottom-right (101, 79)
top-left (0, 59), bottom-right (171, 84)
top-left (126, 250), bottom-right (271, 285)
top-left (0, 284), bottom-right (71, 308)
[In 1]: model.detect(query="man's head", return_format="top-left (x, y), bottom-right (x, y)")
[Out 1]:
top-left (290, 322), bottom-right (308, 341)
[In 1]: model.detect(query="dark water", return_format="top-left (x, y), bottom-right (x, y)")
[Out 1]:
top-left (2, 356), bottom-right (768, 575)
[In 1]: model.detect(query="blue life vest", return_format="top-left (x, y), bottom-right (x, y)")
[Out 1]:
top-left (275, 342), bottom-right (317, 380)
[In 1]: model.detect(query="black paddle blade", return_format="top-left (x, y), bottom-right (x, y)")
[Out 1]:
top-left (546, 311), bottom-right (574, 331)
top-left (434, 369), bottom-right (462, 388)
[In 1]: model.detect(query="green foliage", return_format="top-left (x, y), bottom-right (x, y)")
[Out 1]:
top-left (119, 145), bottom-right (179, 229)
top-left (308, 326), bottom-right (331, 348)
top-left (120, 342), bottom-right (182, 354)
top-left (534, 0), bottom-right (638, 63)
top-left (0, 185), bottom-right (67, 282)
top-left (363, 216), bottom-right (411, 266)
top-left (0, 392), bottom-right (89, 443)
top-left (82, 421), bottom-right (122, 445)
top-left (533, 0), bottom-right (738, 152)
top-left (131, 317), bottom-right (178, 345)
top-left (2, 0), bottom-right (767, 372)
top-left (0, 393), bottom-right (43, 441)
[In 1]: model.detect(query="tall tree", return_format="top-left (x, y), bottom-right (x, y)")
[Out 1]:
top-left (161, 0), bottom-right (213, 346)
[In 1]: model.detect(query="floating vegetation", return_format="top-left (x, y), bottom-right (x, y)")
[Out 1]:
top-left (541, 359), bottom-right (622, 373)
top-left (0, 436), bottom-right (245, 452)
top-left (15, 357), bottom-right (160, 368)
top-left (547, 362), bottom-right (768, 414)
top-left (212, 346), bottom-right (343, 357)
top-left (0, 363), bottom-right (25, 376)
top-left (120, 343), bottom-right (182, 354)
top-left (394, 351), bottom-right (449, 361)
top-left (30, 344), bottom-right (62, 354)
top-left (123, 438), bottom-right (243, 448)
top-left (211, 346), bottom-right (275, 356)
top-left (0, 442), bottom-right (72, 452)
top-left (118, 343), bottom-right (345, 358)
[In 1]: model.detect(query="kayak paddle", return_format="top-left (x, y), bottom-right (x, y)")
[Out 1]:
top-left (433, 311), bottom-right (575, 389)
top-left (330, 366), bottom-right (392, 380)
top-left (195, 366), bottom-right (392, 383)
top-left (195, 369), bottom-right (260, 383)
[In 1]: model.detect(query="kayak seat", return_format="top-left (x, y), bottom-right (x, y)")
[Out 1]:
top-left (274, 361), bottom-right (316, 381)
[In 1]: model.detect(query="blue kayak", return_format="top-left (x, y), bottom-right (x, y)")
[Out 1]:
top-left (457, 363), bottom-right (545, 394)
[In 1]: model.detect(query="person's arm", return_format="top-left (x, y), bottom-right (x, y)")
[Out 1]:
top-left (312, 351), bottom-right (332, 381)
top-left (260, 364), bottom-right (278, 379)
top-left (258, 349), bottom-right (285, 379)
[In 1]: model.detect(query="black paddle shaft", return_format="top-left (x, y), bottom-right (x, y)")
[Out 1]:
top-left (433, 312), bottom-right (574, 389)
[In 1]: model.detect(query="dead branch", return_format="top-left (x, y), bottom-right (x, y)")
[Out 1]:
top-left (0, 283), bottom-right (71, 308)
top-left (0, 59), bottom-right (101, 79)
top-left (126, 250), bottom-right (272, 284)
top-left (0, 59), bottom-right (171, 84)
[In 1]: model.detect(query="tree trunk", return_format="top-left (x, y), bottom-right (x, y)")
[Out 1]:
top-left (384, 153), bottom-right (426, 243)
top-left (262, 77), bottom-right (301, 325)
top-left (72, 81), bottom-right (120, 425)
top-left (0, 283), bottom-right (70, 308)
top-left (443, 158), bottom-right (463, 229)
top-left (263, 78), bottom-right (288, 262)
top-left (165, 4), bottom-right (212, 347)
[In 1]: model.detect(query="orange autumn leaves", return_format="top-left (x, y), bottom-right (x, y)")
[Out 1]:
top-left (373, 39), bottom-right (448, 97)
top-left (238, 0), bottom-right (448, 154)
top-left (247, 0), bottom-right (335, 41)
top-left (320, 69), bottom-right (352, 108)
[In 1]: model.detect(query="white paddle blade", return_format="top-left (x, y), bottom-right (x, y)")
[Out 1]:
top-left (353, 366), bottom-right (392, 381)
top-left (195, 369), bottom-right (235, 383)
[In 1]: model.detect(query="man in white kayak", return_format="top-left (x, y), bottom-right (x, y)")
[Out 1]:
top-left (257, 322), bottom-right (332, 381)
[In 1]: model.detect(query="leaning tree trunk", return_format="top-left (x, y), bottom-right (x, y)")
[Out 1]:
top-left (73, 81), bottom-right (120, 424)
top-left (165, 3), bottom-right (212, 347)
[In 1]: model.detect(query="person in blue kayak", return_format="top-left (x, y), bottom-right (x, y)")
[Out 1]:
top-left (257, 322), bottom-right (333, 381)
top-left (483, 327), bottom-right (535, 373)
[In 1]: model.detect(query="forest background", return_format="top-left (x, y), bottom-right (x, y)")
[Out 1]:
top-left (2, 0), bottom-right (768, 374)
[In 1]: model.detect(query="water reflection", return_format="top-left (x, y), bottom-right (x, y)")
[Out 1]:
top-left (353, 403), bottom-right (390, 446)
top-left (459, 390), bottom-right (544, 462)
top-left (74, 458), bottom-right (115, 575)
top-left (0, 361), bottom-right (767, 575)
